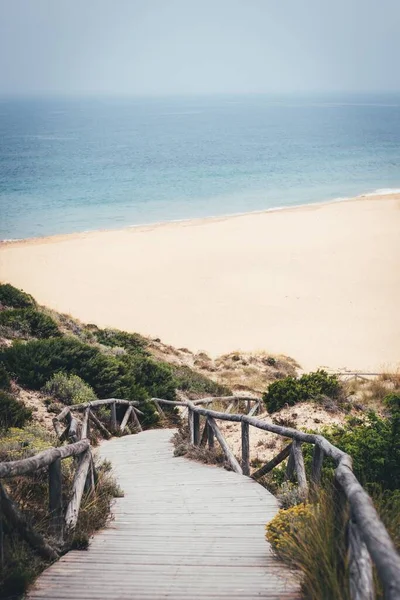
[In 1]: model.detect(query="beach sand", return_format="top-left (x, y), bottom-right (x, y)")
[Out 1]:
top-left (1, 194), bottom-right (399, 372)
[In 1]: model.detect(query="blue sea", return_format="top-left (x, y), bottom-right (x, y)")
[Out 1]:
top-left (1, 94), bottom-right (400, 240)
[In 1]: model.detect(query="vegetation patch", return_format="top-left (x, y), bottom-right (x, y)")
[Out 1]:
top-left (263, 370), bottom-right (342, 413)
top-left (171, 364), bottom-right (231, 398)
top-left (0, 283), bottom-right (36, 309)
top-left (0, 392), bottom-right (32, 431)
top-left (0, 308), bottom-right (60, 339)
top-left (42, 373), bottom-right (97, 406)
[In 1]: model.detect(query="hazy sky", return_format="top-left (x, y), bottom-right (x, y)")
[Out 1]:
top-left (0, 0), bottom-right (399, 95)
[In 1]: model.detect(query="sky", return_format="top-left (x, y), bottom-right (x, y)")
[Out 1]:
top-left (0, 0), bottom-right (399, 96)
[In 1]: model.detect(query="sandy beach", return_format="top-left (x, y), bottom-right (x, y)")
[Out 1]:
top-left (0, 194), bottom-right (399, 372)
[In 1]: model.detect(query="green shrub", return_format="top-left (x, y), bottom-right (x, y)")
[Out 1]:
top-left (171, 364), bottom-right (231, 397)
top-left (0, 392), bottom-right (32, 430)
top-left (0, 308), bottom-right (60, 339)
top-left (384, 392), bottom-right (400, 413)
top-left (93, 327), bottom-right (149, 355)
top-left (263, 370), bottom-right (341, 413)
top-left (0, 363), bottom-right (11, 390)
top-left (42, 373), bottom-right (96, 405)
top-left (0, 283), bottom-right (36, 308)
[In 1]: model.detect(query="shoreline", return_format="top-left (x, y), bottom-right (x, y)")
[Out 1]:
top-left (1, 189), bottom-right (400, 247)
top-left (0, 192), bottom-right (399, 373)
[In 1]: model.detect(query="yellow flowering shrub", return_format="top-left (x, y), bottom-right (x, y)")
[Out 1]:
top-left (0, 425), bottom-right (56, 461)
top-left (266, 502), bottom-right (313, 559)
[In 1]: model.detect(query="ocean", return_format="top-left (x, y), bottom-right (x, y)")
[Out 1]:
top-left (0, 94), bottom-right (400, 240)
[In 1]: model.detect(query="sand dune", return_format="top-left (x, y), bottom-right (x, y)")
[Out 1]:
top-left (1, 194), bottom-right (399, 372)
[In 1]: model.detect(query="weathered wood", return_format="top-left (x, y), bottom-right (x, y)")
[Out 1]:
top-left (335, 467), bottom-right (400, 599)
top-left (58, 424), bottom-right (70, 444)
top-left (284, 445), bottom-right (295, 482)
top-left (311, 443), bottom-right (324, 485)
top-left (348, 514), bottom-right (374, 600)
top-left (292, 440), bottom-right (308, 499)
top-left (80, 407), bottom-right (90, 439)
top-left (0, 440), bottom-right (90, 478)
top-left (53, 406), bottom-right (70, 423)
top-left (52, 418), bottom-right (64, 439)
top-left (252, 443), bottom-right (292, 480)
top-left (241, 421), bottom-right (250, 476)
top-left (89, 410), bottom-right (112, 439)
top-left (199, 421), bottom-right (208, 447)
top-left (61, 398), bottom-right (139, 413)
top-left (68, 414), bottom-right (79, 443)
top-left (225, 401), bottom-right (235, 414)
top-left (120, 405), bottom-right (133, 432)
top-left (48, 458), bottom-right (63, 537)
top-left (65, 448), bottom-right (92, 531)
top-left (154, 400), bottom-right (166, 419)
top-left (188, 408), bottom-right (194, 445)
top-left (193, 411), bottom-right (200, 446)
top-left (110, 401), bottom-right (117, 432)
top-left (207, 418), bottom-right (215, 449)
top-left (0, 483), bottom-right (58, 561)
top-left (247, 402), bottom-right (260, 417)
top-left (130, 408), bottom-right (143, 433)
top-left (207, 417), bottom-right (242, 475)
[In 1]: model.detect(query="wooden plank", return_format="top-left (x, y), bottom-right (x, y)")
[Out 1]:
top-left (81, 407), bottom-right (90, 440)
top-left (207, 418), bottom-right (215, 449)
top-left (252, 443), bottom-right (292, 480)
top-left (207, 417), bottom-right (242, 475)
top-left (193, 411), bottom-right (200, 446)
top-left (131, 408), bottom-right (143, 433)
top-left (241, 421), bottom-right (250, 476)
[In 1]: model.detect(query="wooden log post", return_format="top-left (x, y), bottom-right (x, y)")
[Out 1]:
top-left (65, 448), bottom-right (92, 532)
top-left (284, 445), bottom-right (295, 482)
top-left (333, 478), bottom-right (349, 583)
top-left (120, 405), bottom-right (133, 433)
top-left (48, 458), bottom-right (63, 538)
top-left (0, 483), bottom-right (58, 561)
top-left (110, 401), bottom-right (117, 432)
top-left (131, 408), bottom-right (143, 433)
top-left (200, 420), bottom-right (208, 447)
top-left (248, 402), bottom-right (260, 417)
top-left (52, 417), bottom-right (64, 439)
top-left (241, 421), bottom-right (250, 476)
top-left (154, 400), bottom-right (166, 419)
top-left (207, 417), bottom-right (242, 475)
top-left (207, 418), bottom-right (215, 449)
top-left (80, 407), bottom-right (90, 440)
top-left (88, 410), bottom-right (112, 439)
top-left (68, 414), bottom-right (79, 443)
top-left (193, 411), bottom-right (200, 446)
top-left (252, 443), bottom-right (292, 480)
top-left (348, 512), bottom-right (374, 600)
top-left (311, 444), bottom-right (324, 485)
top-left (225, 401), bottom-right (235, 414)
top-left (188, 408), bottom-right (194, 444)
top-left (292, 440), bottom-right (308, 499)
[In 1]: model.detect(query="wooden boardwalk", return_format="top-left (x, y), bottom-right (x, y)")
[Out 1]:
top-left (28, 429), bottom-right (299, 599)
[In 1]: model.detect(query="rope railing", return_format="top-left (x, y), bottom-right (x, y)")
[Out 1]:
top-left (151, 396), bottom-right (400, 600)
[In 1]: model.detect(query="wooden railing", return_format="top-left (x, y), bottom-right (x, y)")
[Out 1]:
top-left (152, 396), bottom-right (400, 600)
top-left (0, 398), bottom-right (144, 562)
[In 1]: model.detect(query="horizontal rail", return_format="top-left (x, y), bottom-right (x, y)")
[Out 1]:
top-left (152, 396), bottom-right (400, 599)
top-left (0, 439), bottom-right (90, 478)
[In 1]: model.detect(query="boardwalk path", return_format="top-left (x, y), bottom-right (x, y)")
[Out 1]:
top-left (28, 429), bottom-right (299, 599)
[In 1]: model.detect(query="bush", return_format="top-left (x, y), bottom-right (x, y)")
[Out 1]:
top-left (0, 363), bottom-right (11, 390)
top-left (0, 308), bottom-right (60, 339)
top-left (42, 373), bottom-right (97, 405)
top-left (0, 392), bottom-right (32, 430)
top-left (263, 370), bottom-right (341, 413)
top-left (93, 327), bottom-right (149, 355)
top-left (0, 283), bottom-right (36, 308)
top-left (171, 364), bottom-right (231, 397)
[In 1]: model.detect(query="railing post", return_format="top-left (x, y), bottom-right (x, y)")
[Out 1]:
top-left (292, 440), bottom-right (308, 499)
top-left (48, 458), bottom-right (63, 537)
top-left (241, 421), bottom-right (250, 476)
top-left (207, 417), bottom-right (214, 449)
top-left (193, 411), bottom-right (200, 446)
top-left (348, 509), bottom-right (374, 600)
top-left (188, 408), bottom-right (194, 444)
top-left (110, 401), bottom-right (117, 432)
top-left (311, 444), bottom-right (324, 485)
top-left (333, 478), bottom-right (348, 584)
top-left (284, 445), bottom-right (295, 482)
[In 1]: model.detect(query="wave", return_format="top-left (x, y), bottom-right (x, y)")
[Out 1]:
top-left (363, 188), bottom-right (400, 197)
